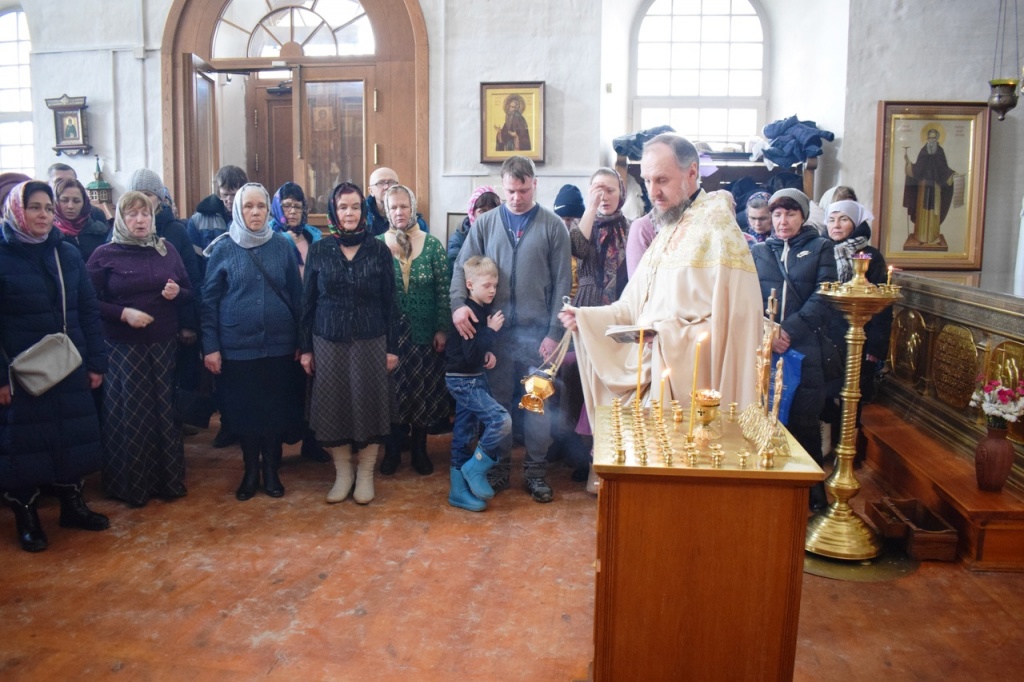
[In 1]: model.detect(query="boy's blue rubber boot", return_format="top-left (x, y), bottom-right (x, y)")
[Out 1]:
top-left (460, 447), bottom-right (496, 500)
top-left (449, 468), bottom-right (486, 512)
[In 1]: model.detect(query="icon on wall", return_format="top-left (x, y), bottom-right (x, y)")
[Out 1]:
top-left (45, 94), bottom-right (92, 157)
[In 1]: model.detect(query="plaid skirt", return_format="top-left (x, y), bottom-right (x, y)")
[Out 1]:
top-left (389, 318), bottom-right (449, 427)
top-left (102, 339), bottom-right (184, 506)
top-left (309, 335), bottom-right (390, 447)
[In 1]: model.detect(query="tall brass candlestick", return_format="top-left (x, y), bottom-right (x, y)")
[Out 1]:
top-left (805, 257), bottom-right (900, 561)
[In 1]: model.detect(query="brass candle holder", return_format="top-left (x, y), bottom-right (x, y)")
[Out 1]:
top-left (805, 257), bottom-right (900, 561)
top-left (692, 389), bottom-right (722, 446)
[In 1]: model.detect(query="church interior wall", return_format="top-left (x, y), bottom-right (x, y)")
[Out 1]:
top-left (11, 0), bottom-right (1023, 294)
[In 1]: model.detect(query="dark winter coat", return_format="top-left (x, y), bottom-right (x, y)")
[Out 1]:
top-left (63, 217), bottom-right (111, 264)
top-left (751, 225), bottom-right (837, 420)
top-left (155, 203), bottom-right (202, 331)
top-left (0, 225), bottom-right (107, 491)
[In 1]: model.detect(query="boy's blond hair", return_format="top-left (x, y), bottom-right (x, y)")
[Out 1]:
top-left (463, 255), bottom-right (498, 281)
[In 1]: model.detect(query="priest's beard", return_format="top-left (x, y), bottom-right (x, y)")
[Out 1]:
top-left (652, 197), bottom-right (693, 228)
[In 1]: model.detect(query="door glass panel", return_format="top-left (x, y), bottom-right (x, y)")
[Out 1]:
top-left (304, 81), bottom-right (364, 215)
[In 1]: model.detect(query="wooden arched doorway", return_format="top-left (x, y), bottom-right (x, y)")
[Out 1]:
top-left (160, 0), bottom-right (429, 223)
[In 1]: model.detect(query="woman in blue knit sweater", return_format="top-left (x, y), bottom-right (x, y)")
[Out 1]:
top-left (201, 183), bottom-right (303, 501)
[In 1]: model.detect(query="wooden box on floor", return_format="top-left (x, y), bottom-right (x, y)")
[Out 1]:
top-left (590, 407), bottom-right (824, 682)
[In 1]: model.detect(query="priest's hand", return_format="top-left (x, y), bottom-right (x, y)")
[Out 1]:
top-left (772, 328), bottom-right (791, 354)
top-left (453, 305), bottom-right (478, 340)
top-left (558, 306), bottom-right (578, 332)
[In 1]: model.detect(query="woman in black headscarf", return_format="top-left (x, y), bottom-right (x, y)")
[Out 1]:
top-left (301, 182), bottom-right (398, 506)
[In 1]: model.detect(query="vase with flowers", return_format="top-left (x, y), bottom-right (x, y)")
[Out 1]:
top-left (968, 377), bottom-right (1024, 492)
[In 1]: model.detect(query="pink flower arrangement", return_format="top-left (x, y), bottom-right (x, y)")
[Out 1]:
top-left (969, 376), bottom-right (1024, 428)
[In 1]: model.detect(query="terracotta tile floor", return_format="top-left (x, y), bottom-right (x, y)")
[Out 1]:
top-left (1, 427), bottom-right (1023, 680)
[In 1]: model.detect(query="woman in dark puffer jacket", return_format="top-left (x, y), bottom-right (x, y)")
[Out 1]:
top-left (0, 181), bottom-right (109, 552)
top-left (751, 189), bottom-right (836, 512)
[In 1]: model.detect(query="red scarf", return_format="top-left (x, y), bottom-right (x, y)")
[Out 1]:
top-left (53, 178), bottom-right (93, 238)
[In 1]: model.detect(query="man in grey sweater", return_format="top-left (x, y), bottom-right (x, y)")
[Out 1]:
top-left (450, 156), bottom-right (572, 502)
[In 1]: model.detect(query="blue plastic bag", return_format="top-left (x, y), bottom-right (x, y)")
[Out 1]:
top-left (769, 348), bottom-right (804, 425)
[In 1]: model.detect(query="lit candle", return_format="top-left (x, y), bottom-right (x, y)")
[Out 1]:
top-left (636, 329), bottom-right (644, 404)
top-left (660, 368), bottom-right (671, 407)
top-left (887, 265), bottom-right (893, 286)
top-left (688, 332), bottom-right (709, 439)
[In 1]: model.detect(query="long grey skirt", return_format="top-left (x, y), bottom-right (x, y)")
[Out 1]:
top-left (309, 335), bottom-right (390, 447)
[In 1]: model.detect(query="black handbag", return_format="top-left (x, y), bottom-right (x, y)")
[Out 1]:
top-left (817, 329), bottom-right (845, 383)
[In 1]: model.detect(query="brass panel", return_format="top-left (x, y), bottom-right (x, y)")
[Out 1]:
top-left (931, 324), bottom-right (978, 408)
top-left (891, 308), bottom-right (927, 384)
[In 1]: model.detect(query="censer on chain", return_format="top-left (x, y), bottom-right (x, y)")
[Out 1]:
top-left (518, 329), bottom-right (573, 414)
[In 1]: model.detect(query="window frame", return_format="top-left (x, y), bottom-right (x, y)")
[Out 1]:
top-left (0, 6), bottom-right (34, 176)
top-left (629, 0), bottom-right (770, 150)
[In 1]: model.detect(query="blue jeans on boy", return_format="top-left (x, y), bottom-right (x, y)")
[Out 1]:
top-left (446, 374), bottom-right (512, 469)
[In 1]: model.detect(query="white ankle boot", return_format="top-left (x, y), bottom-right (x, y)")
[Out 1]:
top-left (353, 445), bottom-right (379, 504)
top-left (327, 445), bottom-right (354, 503)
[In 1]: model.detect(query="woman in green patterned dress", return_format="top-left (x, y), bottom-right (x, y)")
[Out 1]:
top-left (378, 184), bottom-right (451, 475)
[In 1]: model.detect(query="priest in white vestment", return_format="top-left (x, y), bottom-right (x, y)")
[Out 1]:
top-left (561, 134), bottom-right (762, 426)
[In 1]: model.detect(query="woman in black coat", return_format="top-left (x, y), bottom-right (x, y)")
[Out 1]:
top-left (0, 181), bottom-right (109, 552)
top-left (751, 189), bottom-right (836, 512)
top-left (53, 177), bottom-right (111, 263)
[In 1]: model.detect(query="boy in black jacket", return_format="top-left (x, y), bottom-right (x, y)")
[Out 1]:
top-left (445, 256), bottom-right (511, 511)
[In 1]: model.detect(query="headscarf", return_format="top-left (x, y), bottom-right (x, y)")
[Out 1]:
top-left (467, 185), bottom-right (497, 225)
top-left (591, 170), bottom-right (630, 305)
top-left (385, 184), bottom-right (421, 292)
top-left (53, 178), bottom-right (94, 237)
top-left (2, 181), bottom-right (53, 245)
top-left (828, 200), bottom-right (875, 282)
top-left (111, 190), bottom-right (168, 255)
top-left (326, 182), bottom-right (368, 247)
top-left (228, 182), bottom-right (274, 249)
top-left (269, 182), bottom-right (309, 236)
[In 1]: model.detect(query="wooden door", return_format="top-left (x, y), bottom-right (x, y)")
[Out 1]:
top-left (246, 80), bottom-right (294, 195)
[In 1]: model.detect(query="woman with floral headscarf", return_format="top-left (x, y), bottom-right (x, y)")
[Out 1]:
top-left (0, 181), bottom-right (109, 552)
top-left (87, 191), bottom-right (192, 507)
top-left (301, 182), bottom-right (398, 505)
top-left (202, 183), bottom-right (303, 501)
top-left (571, 168), bottom-right (631, 307)
top-left (377, 184), bottom-right (450, 476)
top-left (54, 178), bottom-right (111, 263)
top-left (268, 181), bottom-right (322, 279)
top-left (820, 199), bottom-right (892, 461)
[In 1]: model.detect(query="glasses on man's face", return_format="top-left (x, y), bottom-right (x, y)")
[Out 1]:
top-left (749, 216), bottom-right (771, 223)
top-left (281, 202), bottom-right (304, 212)
top-left (372, 179), bottom-right (398, 190)
top-left (219, 192), bottom-right (236, 206)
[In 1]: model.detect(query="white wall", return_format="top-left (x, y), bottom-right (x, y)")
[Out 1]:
top-left (424, 0), bottom-right (602, 233)
top-left (844, 0), bottom-right (1021, 293)
top-left (24, 0), bottom-right (171, 189)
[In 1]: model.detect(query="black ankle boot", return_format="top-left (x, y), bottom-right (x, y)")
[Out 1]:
top-left (236, 438), bottom-right (261, 501)
top-left (55, 482), bottom-right (110, 531)
top-left (379, 424), bottom-right (402, 475)
top-left (262, 437), bottom-right (285, 498)
top-left (6, 493), bottom-right (48, 552)
top-left (410, 427), bottom-right (433, 476)
top-left (300, 429), bottom-right (330, 463)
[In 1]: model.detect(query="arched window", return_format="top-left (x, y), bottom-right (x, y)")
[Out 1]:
top-left (632, 0), bottom-right (766, 150)
top-left (212, 0), bottom-right (375, 59)
top-left (0, 8), bottom-right (33, 175)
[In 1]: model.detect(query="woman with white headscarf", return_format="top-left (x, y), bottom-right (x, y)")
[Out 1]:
top-left (820, 199), bottom-right (892, 460)
top-left (201, 183), bottom-right (303, 501)
top-left (88, 191), bottom-right (193, 507)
